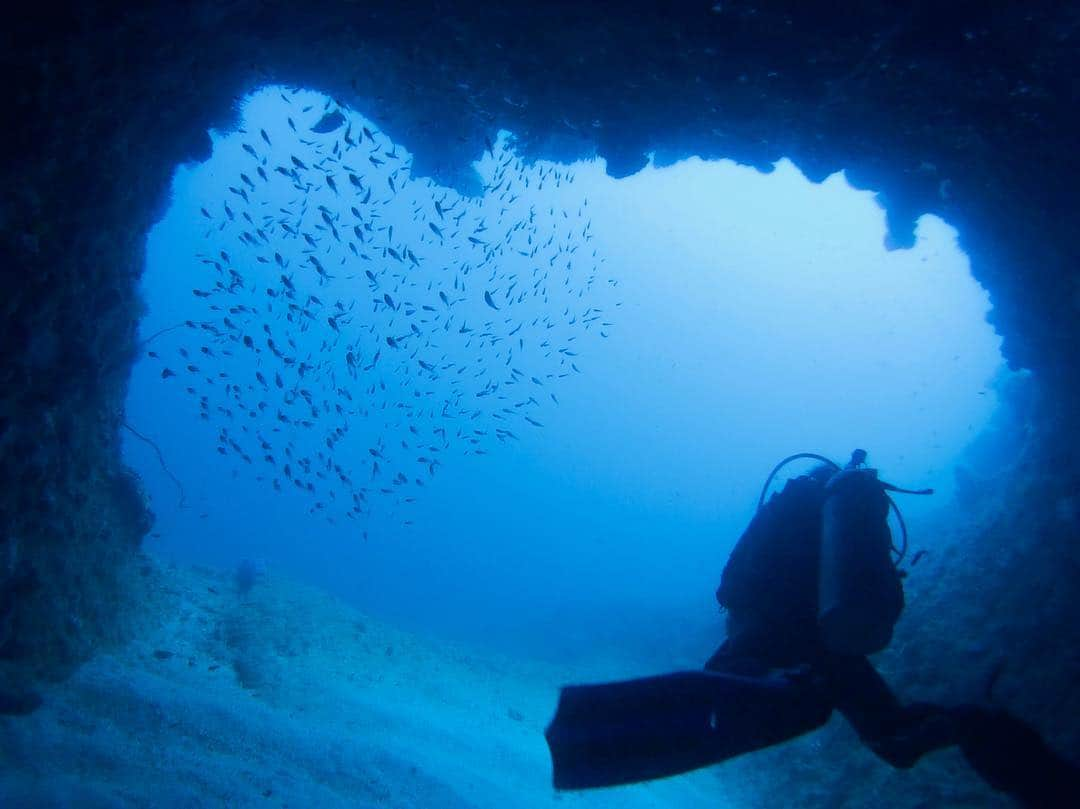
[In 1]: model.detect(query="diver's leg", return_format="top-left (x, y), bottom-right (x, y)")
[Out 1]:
top-left (703, 642), bottom-right (734, 672)
top-left (822, 655), bottom-right (957, 768)
top-left (952, 704), bottom-right (1080, 808)
top-left (703, 641), bottom-right (776, 677)
top-left (824, 657), bottom-right (1080, 805)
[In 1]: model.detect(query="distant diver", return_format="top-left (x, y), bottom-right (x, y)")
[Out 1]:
top-left (545, 450), bottom-right (1080, 807)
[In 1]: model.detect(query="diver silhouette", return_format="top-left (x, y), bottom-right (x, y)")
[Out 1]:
top-left (545, 450), bottom-right (1080, 807)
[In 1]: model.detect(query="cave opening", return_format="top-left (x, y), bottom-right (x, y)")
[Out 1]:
top-left (8, 6), bottom-right (1080, 805)
top-left (123, 85), bottom-right (1004, 656)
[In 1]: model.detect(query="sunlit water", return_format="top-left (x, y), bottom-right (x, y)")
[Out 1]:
top-left (124, 86), bottom-right (1002, 661)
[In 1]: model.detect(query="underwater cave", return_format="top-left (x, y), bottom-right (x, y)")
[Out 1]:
top-left (3, 3), bottom-right (1079, 807)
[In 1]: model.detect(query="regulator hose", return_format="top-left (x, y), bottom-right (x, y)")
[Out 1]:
top-left (757, 452), bottom-right (841, 510)
top-left (757, 451), bottom-right (934, 566)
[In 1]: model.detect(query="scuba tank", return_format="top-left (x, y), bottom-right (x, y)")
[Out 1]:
top-left (758, 449), bottom-right (932, 657)
top-left (818, 462), bottom-right (903, 655)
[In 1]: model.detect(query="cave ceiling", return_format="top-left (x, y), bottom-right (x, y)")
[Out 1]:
top-left (6, 0), bottom-right (1080, 455)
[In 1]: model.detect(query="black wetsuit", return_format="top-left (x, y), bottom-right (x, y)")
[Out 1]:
top-left (704, 474), bottom-right (1080, 805)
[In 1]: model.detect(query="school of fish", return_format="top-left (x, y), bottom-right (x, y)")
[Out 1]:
top-left (146, 87), bottom-right (618, 532)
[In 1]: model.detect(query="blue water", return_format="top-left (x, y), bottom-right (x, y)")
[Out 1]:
top-left (124, 86), bottom-right (1002, 664)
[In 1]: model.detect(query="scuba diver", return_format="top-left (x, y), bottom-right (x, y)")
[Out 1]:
top-left (545, 450), bottom-right (1079, 807)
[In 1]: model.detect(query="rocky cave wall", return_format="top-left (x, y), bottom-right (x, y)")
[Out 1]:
top-left (3, 0), bottom-right (1078, 703)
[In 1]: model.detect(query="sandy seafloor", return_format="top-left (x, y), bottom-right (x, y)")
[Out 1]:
top-left (0, 559), bottom-right (726, 809)
top-left (0, 556), bottom-right (1008, 809)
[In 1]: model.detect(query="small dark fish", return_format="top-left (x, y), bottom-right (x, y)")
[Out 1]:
top-left (909, 549), bottom-right (928, 567)
top-left (161, 368), bottom-right (176, 379)
top-left (483, 290), bottom-right (499, 310)
top-left (311, 110), bottom-right (346, 134)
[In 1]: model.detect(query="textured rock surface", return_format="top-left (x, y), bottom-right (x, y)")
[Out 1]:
top-left (3, 0), bottom-right (1078, 716)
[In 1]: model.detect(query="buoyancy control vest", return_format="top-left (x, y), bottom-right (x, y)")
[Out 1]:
top-left (718, 450), bottom-right (932, 658)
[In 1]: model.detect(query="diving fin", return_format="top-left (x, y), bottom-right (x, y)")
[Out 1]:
top-left (544, 669), bottom-right (831, 790)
